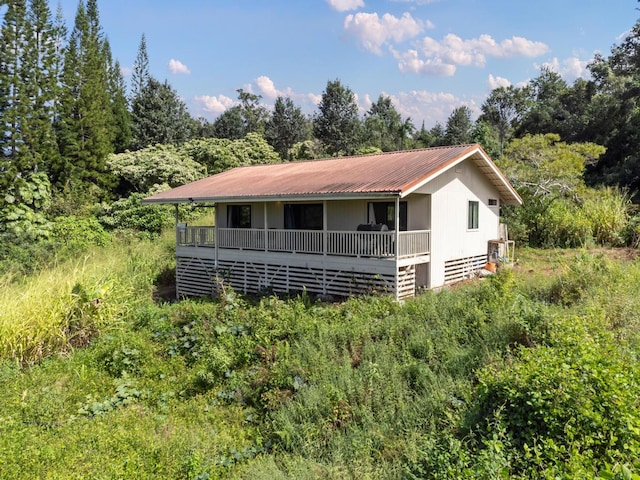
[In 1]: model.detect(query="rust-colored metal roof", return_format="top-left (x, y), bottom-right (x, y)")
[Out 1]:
top-left (143, 144), bottom-right (523, 205)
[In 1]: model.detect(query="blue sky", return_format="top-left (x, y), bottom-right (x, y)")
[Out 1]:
top-left (54, 0), bottom-right (637, 128)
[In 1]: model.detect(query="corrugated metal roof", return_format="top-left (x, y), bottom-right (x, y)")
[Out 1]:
top-left (143, 144), bottom-right (523, 205)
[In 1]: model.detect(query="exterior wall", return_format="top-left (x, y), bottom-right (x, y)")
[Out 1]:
top-left (415, 158), bottom-right (500, 287)
top-left (217, 198), bottom-right (431, 232)
top-left (405, 194), bottom-right (430, 230)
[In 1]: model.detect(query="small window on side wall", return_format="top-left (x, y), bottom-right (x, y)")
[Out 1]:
top-left (468, 200), bottom-right (479, 230)
top-left (488, 198), bottom-right (498, 207)
top-left (227, 205), bottom-right (251, 228)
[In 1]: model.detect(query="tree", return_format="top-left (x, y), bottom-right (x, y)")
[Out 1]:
top-left (0, 0), bottom-right (58, 239)
top-left (107, 144), bottom-right (206, 194)
top-left (105, 44), bottom-right (131, 153)
top-left (363, 94), bottom-right (403, 151)
top-left (516, 68), bottom-right (595, 142)
top-left (498, 134), bottom-right (606, 246)
top-left (130, 33), bottom-right (149, 99)
top-left (213, 106), bottom-right (245, 140)
top-left (55, 0), bottom-right (115, 194)
top-left (265, 96), bottom-right (311, 160)
top-left (180, 132), bottom-right (280, 175)
top-left (413, 121), bottom-right (435, 148)
top-left (443, 106), bottom-right (473, 145)
top-left (213, 89), bottom-right (269, 140)
top-left (478, 85), bottom-right (528, 155)
top-left (313, 79), bottom-right (362, 156)
top-left (236, 88), bottom-right (268, 135)
top-left (130, 78), bottom-right (194, 149)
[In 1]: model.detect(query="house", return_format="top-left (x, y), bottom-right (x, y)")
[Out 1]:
top-left (143, 144), bottom-right (522, 300)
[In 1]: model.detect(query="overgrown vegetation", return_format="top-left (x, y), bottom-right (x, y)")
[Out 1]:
top-left (2, 244), bottom-right (640, 478)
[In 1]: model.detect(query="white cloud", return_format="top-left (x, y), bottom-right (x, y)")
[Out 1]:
top-left (120, 65), bottom-right (132, 77)
top-left (536, 56), bottom-right (591, 82)
top-left (326, 0), bottom-right (364, 12)
top-left (417, 33), bottom-right (548, 67)
top-left (487, 74), bottom-right (511, 90)
top-left (255, 76), bottom-right (279, 99)
top-left (168, 59), bottom-right (191, 75)
top-left (344, 12), bottom-right (426, 55)
top-left (390, 32), bottom-right (548, 77)
top-left (194, 94), bottom-right (234, 115)
top-left (391, 47), bottom-right (456, 76)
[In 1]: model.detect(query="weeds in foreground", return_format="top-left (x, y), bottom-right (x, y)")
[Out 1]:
top-left (1, 248), bottom-right (640, 478)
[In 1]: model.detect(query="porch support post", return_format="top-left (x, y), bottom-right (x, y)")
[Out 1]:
top-left (395, 196), bottom-right (400, 300)
top-left (322, 200), bottom-right (327, 295)
top-left (174, 204), bottom-right (179, 245)
top-left (264, 202), bottom-right (268, 252)
top-left (214, 204), bottom-right (219, 269)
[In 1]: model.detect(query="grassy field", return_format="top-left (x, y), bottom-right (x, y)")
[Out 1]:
top-left (1, 241), bottom-right (640, 478)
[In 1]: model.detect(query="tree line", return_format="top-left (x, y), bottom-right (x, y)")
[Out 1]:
top-left (2, 0), bottom-right (640, 249)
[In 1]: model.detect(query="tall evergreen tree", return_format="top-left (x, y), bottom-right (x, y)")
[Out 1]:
top-left (131, 33), bottom-right (149, 99)
top-left (105, 40), bottom-right (131, 153)
top-left (265, 96), bottom-right (310, 160)
top-left (443, 106), bottom-right (473, 145)
top-left (313, 79), bottom-right (361, 156)
top-left (55, 0), bottom-right (114, 193)
top-left (23, 0), bottom-right (60, 171)
top-left (131, 77), bottom-right (194, 149)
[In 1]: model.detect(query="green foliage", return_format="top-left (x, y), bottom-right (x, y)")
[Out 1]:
top-left (130, 77), bottom-right (195, 150)
top-left (0, 171), bottom-right (53, 242)
top-left (107, 144), bottom-right (207, 194)
top-left (180, 133), bottom-right (281, 175)
top-left (265, 96), bottom-right (311, 160)
top-left (313, 78), bottom-right (362, 156)
top-left (473, 316), bottom-right (640, 475)
top-left (3, 240), bottom-right (640, 478)
top-left (99, 188), bottom-right (175, 237)
top-left (583, 186), bottom-right (631, 246)
top-left (51, 215), bottom-right (111, 253)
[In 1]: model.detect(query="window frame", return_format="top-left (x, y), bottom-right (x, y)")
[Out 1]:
top-left (284, 203), bottom-right (323, 230)
top-left (468, 200), bottom-right (479, 230)
top-left (227, 204), bottom-right (252, 228)
top-left (367, 201), bottom-right (407, 231)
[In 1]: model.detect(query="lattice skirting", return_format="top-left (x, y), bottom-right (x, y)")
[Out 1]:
top-left (443, 253), bottom-right (487, 284)
top-left (176, 256), bottom-right (417, 299)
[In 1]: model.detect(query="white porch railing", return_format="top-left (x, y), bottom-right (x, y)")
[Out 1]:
top-left (177, 227), bottom-right (430, 258)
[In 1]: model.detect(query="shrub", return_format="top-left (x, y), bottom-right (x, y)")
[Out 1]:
top-left (471, 315), bottom-right (640, 475)
top-left (99, 189), bottom-right (175, 237)
top-left (582, 187), bottom-right (631, 246)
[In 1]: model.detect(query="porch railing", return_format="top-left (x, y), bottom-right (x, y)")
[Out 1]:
top-left (177, 226), bottom-right (430, 258)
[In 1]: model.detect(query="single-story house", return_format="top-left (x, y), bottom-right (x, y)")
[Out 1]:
top-left (143, 144), bottom-right (522, 300)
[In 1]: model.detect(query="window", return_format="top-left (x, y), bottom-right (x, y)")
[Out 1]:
top-left (488, 198), bottom-right (498, 207)
top-left (468, 201), bottom-right (479, 230)
top-left (368, 201), bottom-right (407, 231)
top-left (227, 205), bottom-right (251, 228)
top-left (284, 203), bottom-right (323, 230)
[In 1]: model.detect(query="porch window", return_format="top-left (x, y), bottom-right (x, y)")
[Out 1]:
top-left (284, 203), bottom-right (323, 230)
top-left (368, 201), bottom-right (407, 231)
top-left (227, 205), bottom-right (251, 228)
top-left (468, 200), bottom-right (479, 230)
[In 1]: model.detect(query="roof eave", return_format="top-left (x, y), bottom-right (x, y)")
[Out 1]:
top-left (141, 191), bottom-right (402, 205)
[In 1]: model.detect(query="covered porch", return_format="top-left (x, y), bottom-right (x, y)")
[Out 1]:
top-left (177, 226), bottom-right (431, 259)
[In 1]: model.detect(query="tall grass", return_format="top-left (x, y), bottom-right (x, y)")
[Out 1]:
top-left (0, 234), bottom-right (174, 364)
